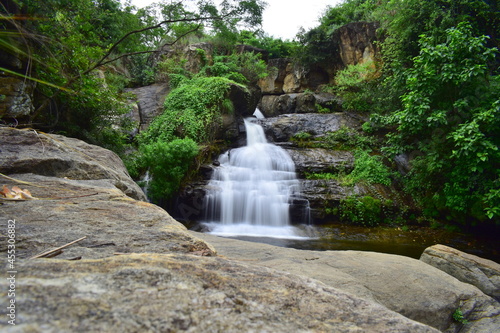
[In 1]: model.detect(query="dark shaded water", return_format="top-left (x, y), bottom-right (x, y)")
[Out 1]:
top-left (211, 223), bottom-right (500, 263)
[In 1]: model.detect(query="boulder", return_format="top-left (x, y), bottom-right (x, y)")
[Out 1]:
top-left (257, 113), bottom-right (362, 142)
top-left (282, 61), bottom-right (308, 93)
top-left (259, 92), bottom-right (342, 117)
top-left (421, 244), bottom-right (500, 301)
top-left (192, 232), bottom-right (500, 333)
top-left (3, 253), bottom-right (439, 332)
top-left (258, 59), bottom-right (330, 95)
top-left (258, 58), bottom-right (290, 94)
top-left (212, 83), bottom-right (261, 143)
top-left (125, 83), bottom-right (170, 132)
top-left (285, 147), bottom-right (354, 176)
top-left (0, 127), bottom-right (145, 201)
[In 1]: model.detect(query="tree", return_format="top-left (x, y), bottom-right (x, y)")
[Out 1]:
top-left (387, 23), bottom-right (500, 224)
top-left (2, 0), bottom-right (266, 152)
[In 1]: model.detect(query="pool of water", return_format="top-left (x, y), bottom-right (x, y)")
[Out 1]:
top-left (196, 223), bottom-right (500, 263)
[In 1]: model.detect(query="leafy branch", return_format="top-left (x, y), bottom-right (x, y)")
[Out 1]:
top-left (30, 14), bottom-right (222, 121)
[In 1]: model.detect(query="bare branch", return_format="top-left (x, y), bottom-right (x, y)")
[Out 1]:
top-left (93, 24), bottom-right (203, 68)
top-left (92, 16), bottom-right (219, 74)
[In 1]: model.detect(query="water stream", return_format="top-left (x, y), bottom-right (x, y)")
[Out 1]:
top-left (203, 112), bottom-right (311, 239)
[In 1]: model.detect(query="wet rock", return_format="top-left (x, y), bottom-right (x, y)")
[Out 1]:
top-left (213, 83), bottom-right (261, 142)
top-left (289, 195), bottom-right (311, 224)
top-left (229, 83), bottom-right (261, 118)
top-left (257, 113), bottom-right (362, 142)
top-left (285, 147), bottom-right (354, 176)
top-left (2, 253), bottom-right (439, 332)
top-left (0, 127), bottom-right (145, 201)
top-left (192, 232), bottom-right (500, 333)
top-left (299, 179), bottom-right (353, 219)
top-left (421, 244), bottom-right (500, 301)
top-left (259, 92), bottom-right (342, 117)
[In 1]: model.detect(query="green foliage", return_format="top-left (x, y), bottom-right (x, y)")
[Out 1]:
top-left (129, 54), bottom-right (157, 86)
top-left (361, 122), bottom-right (374, 134)
top-left (339, 195), bottom-right (383, 226)
top-left (139, 138), bottom-right (199, 200)
top-left (291, 131), bottom-right (313, 141)
top-left (202, 51), bottom-right (268, 84)
top-left (387, 23), bottom-right (500, 223)
top-left (332, 60), bottom-right (381, 112)
top-left (347, 151), bottom-right (393, 186)
top-left (198, 0), bottom-right (267, 48)
top-left (319, 0), bottom-right (377, 32)
top-left (237, 30), bottom-right (299, 58)
top-left (305, 172), bottom-right (338, 180)
top-left (155, 57), bottom-right (190, 86)
top-left (295, 26), bottom-right (338, 66)
top-left (15, 0), bottom-right (145, 153)
top-left (54, 73), bottom-right (136, 155)
top-left (321, 127), bottom-right (376, 151)
top-left (452, 308), bottom-right (469, 325)
top-left (132, 76), bottom-right (241, 199)
top-left (140, 76), bottom-right (235, 146)
top-left (316, 103), bottom-right (331, 114)
top-left (372, 0), bottom-right (500, 68)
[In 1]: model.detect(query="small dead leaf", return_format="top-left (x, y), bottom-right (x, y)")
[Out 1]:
top-left (0, 185), bottom-right (37, 200)
top-left (1, 185), bottom-right (14, 198)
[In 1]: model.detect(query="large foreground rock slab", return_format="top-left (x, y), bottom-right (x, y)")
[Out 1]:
top-left (0, 174), bottom-right (213, 260)
top-left (0, 127), bottom-right (145, 201)
top-left (0, 253), bottom-right (438, 332)
top-left (421, 244), bottom-right (500, 301)
top-left (192, 232), bottom-right (500, 332)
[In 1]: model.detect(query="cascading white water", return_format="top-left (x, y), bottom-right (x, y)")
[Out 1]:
top-left (203, 111), bottom-right (310, 239)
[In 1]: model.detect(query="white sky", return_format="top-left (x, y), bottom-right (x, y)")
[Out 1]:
top-left (126, 0), bottom-right (343, 40)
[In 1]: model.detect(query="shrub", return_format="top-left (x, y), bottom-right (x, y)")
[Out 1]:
top-left (139, 76), bottom-right (237, 145)
top-left (202, 51), bottom-right (268, 84)
top-left (347, 150), bottom-right (393, 186)
top-left (339, 195), bottom-right (382, 226)
top-left (139, 138), bottom-right (199, 200)
top-left (321, 127), bottom-right (376, 151)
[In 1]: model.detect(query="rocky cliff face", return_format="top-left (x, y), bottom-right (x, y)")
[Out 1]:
top-left (258, 21), bottom-right (380, 117)
top-left (334, 21), bottom-right (380, 67)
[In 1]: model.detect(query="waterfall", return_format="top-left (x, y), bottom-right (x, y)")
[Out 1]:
top-left (140, 170), bottom-right (152, 202)
top-left (203, 113), bottom-right (311, 239)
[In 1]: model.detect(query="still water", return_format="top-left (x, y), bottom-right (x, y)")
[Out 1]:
top-left (209, 223), bottom-right (500, 263)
